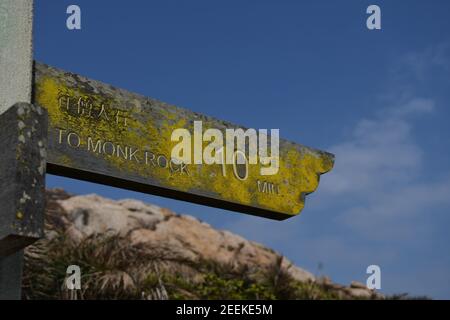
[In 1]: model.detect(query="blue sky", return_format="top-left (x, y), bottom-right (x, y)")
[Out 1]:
top-left (34, 0), bottom-right (450, 298)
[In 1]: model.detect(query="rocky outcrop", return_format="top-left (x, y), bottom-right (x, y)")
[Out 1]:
top-left (43, 188), bottom-right (382, 299)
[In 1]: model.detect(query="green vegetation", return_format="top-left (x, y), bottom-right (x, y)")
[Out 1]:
top-left (22, 233), bottom-right (345, 300)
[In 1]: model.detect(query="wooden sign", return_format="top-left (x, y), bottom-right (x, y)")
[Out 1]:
top-left (33, 62), bottom-right (334, 220)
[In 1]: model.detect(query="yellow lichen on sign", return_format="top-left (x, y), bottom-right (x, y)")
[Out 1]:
top-left (33, 62), bottom-right (334, 219)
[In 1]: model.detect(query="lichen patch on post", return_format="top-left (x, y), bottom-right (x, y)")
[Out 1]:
top-left (1, 102), bottom-right (47, 257)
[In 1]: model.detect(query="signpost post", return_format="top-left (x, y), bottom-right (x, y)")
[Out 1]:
top-left (0, 0), bottom-right (47, 300)
top-left (0, 0), bottom-right (334, 299)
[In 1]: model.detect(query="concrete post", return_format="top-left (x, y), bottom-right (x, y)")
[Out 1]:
top-left (0, 0), bottom-right (34, 114)
top-left (0, 0), bottom-right (37, 300)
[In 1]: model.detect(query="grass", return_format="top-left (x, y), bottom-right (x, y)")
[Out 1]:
top-left (22, 232), bottom-right (348, 300)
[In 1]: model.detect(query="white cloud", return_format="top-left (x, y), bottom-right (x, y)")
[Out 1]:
top-left (389, 98), bottom-right (435, 117)
top-left (392, 43), bottom-right (450, 82)
top-left (224, 45), bottom-right (450, 297)
top-left (322, 98), bottom-right (434, 197)
top-left (319, 93), bottom-right (450, 242)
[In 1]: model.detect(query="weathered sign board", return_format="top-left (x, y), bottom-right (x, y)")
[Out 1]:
top-left (33, 62), bottom-right (334, 220)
